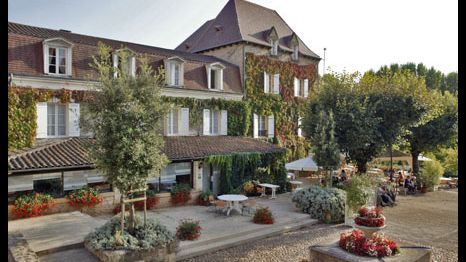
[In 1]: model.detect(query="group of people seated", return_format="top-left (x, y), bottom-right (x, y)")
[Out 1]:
top-left (377, 184), bottom-right (397, 207)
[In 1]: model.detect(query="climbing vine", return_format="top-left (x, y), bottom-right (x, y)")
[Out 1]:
top-left (245, 53), bottom-right (318, 159)
top-left (8, 86), bottom-right (92, 150)
top-left (204, 151), bottom-right (287, 195)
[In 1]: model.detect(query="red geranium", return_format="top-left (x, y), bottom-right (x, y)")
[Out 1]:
top-left (339, 229), bottom-right (400, 257)
top-left (13, 193), bottom-right (55, 218)
top-left (176, 219), bottom-right (201, 241)
top-left (253, 207), bottom-right (274, 224)
top-left (66, 187), bottom-right (102, 208)
top-left (355, 207), bottom-right (385, 227)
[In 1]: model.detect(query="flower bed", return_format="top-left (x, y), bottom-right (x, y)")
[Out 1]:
top-left (13, 193), bottom-right (55, 218)
top-left (354, 207), bottom-right (385, 227)
top-left (253, 207), bottom-right (274, 224)
top-left (176, 219), bottom-right (201, 241)
top-left (170, 184), bottom-right (191, 206)
top-left (67, 187), bottom-right (103, 208)
top-left (339, 229), bottom-right (400, 257)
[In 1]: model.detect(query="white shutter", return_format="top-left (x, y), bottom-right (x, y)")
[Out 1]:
top-left (170, 63), bottom-right (176, 85)
top-left (112, 53), bottom-right (119, 78)
top-left (179, 63), bottom-right (184, 86)
top-left (130, 56), bottom-right (136, 77)
top-left (180, 108), bottom-right (189, 135)
top-left (203, 109), bottom-right (210, 135)
top-left (273, 74), bottom-right (280, 94)
top-left (253, 113), bottom-right (259, 138)
top-left (36, 102), bottom-right (48, 138)
top-left (206, 65), bottom-right (211, 89)
top-left (220, 110), bottom-right (228, 135)
top-left (304, 79), bottom-right (309, 97)
top-left (298, 117), bottom-right (302, 137)
top-left (267, 115), bottom-right (275, 138)
top-left (263, 72), bottom-right (269, 93)
top-left (68, 103), bottom-right (80, 137)
top-left (163, 114), bottom-right (169, 136)
top-left (164, 59), bottom-right (170, 85)
top-left (294, 77), bottom-right (299, 97)
top-left (219, 69), bottom-right (224, 90)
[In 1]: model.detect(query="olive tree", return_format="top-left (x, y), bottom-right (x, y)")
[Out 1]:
top-left (83, 43), bottom-right (169, 232)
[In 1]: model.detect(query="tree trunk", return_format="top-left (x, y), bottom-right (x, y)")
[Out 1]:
top-left (411, 151), bottom-right (420, 176)
top-left (356, 161), bottom-right (367, 174)
top-left (120, 195), bottom-right (125, 232)
top-left (389, 144), bottom-right (393, 170)
top-left (327, 170), bottom-right (332, 188)
top-left (128, 203), bottom-right (136, 233)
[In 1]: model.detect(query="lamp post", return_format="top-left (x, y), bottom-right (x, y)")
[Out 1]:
top-left (323, 48), bottom-right (327, 76)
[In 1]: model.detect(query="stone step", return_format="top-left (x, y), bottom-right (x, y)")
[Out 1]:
top-left (176, 218), bottom-right (318, 261)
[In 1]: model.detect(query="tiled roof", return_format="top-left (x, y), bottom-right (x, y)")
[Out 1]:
top-left (8, 136), bottom-right (284, 174)
top-left (176, 0), bottom-right (320, 59)
top-left (8, 22), bottom-right (243, 94)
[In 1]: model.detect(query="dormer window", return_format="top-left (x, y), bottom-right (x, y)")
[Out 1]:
top-left (112, 49), bottom-right (136, 78)
top-left (266, 26), bottom-right (279, 56)
top-left (164, 56), bottom-right (185, 87)
top-left (206, 63), bottom-right (225, 90)
top-left (43, 38), bottom-right (73, 76)
top-left (289, 33), bottom-right (300, 61)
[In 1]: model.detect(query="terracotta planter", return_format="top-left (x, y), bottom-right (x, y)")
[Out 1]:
top-left (420, 187), bottom-right (428, 193)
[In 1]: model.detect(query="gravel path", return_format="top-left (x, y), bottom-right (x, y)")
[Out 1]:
top-left (183, 190), bottom-right (458, 262)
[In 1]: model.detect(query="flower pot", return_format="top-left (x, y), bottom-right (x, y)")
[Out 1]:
top-left (354, 224), bottom-right (386, 237)
top-left (420, 186), bottom-right (427, 193)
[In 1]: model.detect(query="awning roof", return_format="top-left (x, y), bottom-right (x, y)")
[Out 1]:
top-left (8, 136), bottom-right (284, 174)
top-left (285, 156), bottom-right (318, 172)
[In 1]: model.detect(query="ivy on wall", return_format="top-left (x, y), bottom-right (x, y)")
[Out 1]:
top-left (245, 53), bottom-right (318, 160)
top-left (8, 86), bottom-right (92, 150)
top-left (204, 151), bottom-right (287, 195)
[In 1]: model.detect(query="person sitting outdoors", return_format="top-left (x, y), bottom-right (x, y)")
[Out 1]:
top-left (389, 169), bottom-right (395, 182)
top-left (404, 176), bottom-right (416, 194)
top-left (396, 172), bottom-right (404, 187)
top-left (378, 186), bottom-right (395, 207)
top-left (341, 169), bottom-right (347, 181)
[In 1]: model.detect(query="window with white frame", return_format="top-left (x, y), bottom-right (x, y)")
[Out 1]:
top-left (166, 108), bottom-right (179, 135)
top-left (263, 72), bottom-right (280, 94)
top-left (210, 110), bottom-right (220, 135)
top-left (113, 50), bottom-right (136, 77)
top-left (43, 38), bottom-right (73, 76)
top-left (258, 115), bottom-right (267, 137)
top-left (207, 63), bottom-right (225, 90)
top-left (47, 103), bottom-right (66, 137)
top-left (270, 39), bottom-right (278, 56)
top-left (292, 46), bottom-right (299, 61)
top-left (165, 57), bottom-right (185, 87)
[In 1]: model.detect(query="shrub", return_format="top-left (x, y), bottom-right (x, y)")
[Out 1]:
top-left (253, 207), bottom-right (274, 224)
top-left (420, 158), bottom-right (444, 187)
top-left (242, 181), bottom-right (255, 195)
top-left (170, 184), bottom-right (192, 205)
top-left (176, 219), bottom-right (201, 241)
top-left (292, 185), bottom-right (346, 223)
top-left (197, 190), bottom-right (213, 206)
top-left (85, 215), bottom-right (177, 250)
top-left (342, 174), bottom-right (376, 213)
top-left (13, 192), bottom-right (55, 218)
top-left (67, 187), bottom-right (103, 208)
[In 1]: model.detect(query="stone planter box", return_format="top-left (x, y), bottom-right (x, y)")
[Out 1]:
top-left (84, 239), bottom-right (178, 262)
top-left (310, 240), bottom-right (432, 262)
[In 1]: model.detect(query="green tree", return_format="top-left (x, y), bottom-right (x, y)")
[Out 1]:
top-left (444, 72), bottom-right (458, 94)
top-left (83, 43), bottom-right (169, 232)
top-left (443, 148), bottom-right (458, 177)
top-left (309, 110), bottom-right (340, 187)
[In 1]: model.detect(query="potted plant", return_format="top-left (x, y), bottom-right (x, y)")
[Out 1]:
top-left (419, 159), bottom-right (443, 193)
top-left (197, 190), bottom-right (213, 206)
top-left (339, 229), bottom-right (400, 257)
top-left (354, 206), bottom-right (385, 237)
top-left (242, 181), bottom-right (255, 195)
top-left (170, 184), bottom-right (192, 206)
top-left (252, 207), bottom-right (274, 224)
top-left (176, 219), bottom-right (202, 241)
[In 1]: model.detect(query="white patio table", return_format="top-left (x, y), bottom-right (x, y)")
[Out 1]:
top-left (258, 183), bottom-right (280, 199)
top-left (217, 194), bottom-right (248, 216)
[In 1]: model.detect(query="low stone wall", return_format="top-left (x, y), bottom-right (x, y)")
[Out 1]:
top-left (84, 239), bottom-right (178, 262)
top-left (309, 240), bottom-right (432, 262)
top-left (8, 191), bottom-right (202, 220)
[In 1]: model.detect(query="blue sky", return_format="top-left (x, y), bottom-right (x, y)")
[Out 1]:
top-left (9, 0), bottom-right (458, 74)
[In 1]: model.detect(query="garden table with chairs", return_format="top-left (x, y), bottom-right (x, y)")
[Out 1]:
top-left (217, 194), bottom-right (248, 216)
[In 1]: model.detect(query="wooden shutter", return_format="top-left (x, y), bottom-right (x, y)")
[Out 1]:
top-left (130, 56), bottom-right (136, 76)
top-left (220, 110), bottom-right (228, 135)
top-left (298, 117), bottom-right (302, 137)
top-left (294, 77), bottom-right (299, 97)
top-left (36, 102), bottom-right (48, 138)
top-left (164, 59), bottom-right (170, 85)
top-left (68, 103), bottom-right (80, 137)
top-left (304, 79), bottom-right (309, 97)
top-left (203, 109), bottom-right (210, 135)
top-left (273, 74), bottom-right (280, 94)
top-left (180, 108), bottom-right (189, 135)
top-left (263, 72), bottom-right (269, 93)
top-left (267, 115), bottom-right (274, 138)
top-left (206, 65), bottom-right (211, 89)
top-left (112, 53), bottom-right (119, 78)
top-left (253, 113), bottom-right (259, 138)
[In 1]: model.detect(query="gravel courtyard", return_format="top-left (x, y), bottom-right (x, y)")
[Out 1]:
top-left (183, 189), bottom-right (458, 262)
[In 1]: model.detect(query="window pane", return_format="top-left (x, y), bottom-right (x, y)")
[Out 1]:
top-left (47, 104), bottom-right (56, 136)
top-left (174, 64), bottom-right (180, 86)
top-left (211, 69), bottom-right (216, 89)
top-left (59, 66), bottom-right (66, 74)
top-left (173, 109), bottom-right (178, 133)
top-left (213, 111), bottom-right (219, 134)
top-left (49, 56), bottom-right (56, 65)
top-left (59, 48), bottom-right (66, 60)
top-left (33, 178), bottom-right (62, 198)
top-left (49, 48), bottom-right (56, 57)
